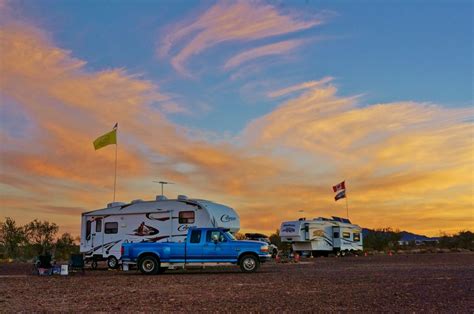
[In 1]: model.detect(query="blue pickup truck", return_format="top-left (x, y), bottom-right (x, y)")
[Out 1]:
top-left (121, 228), bottom-right (271, 274)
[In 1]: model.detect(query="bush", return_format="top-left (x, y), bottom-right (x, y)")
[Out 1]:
top-left (363, 228), bottom-right (401, 251)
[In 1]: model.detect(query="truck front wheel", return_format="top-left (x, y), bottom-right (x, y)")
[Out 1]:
top-left (139, 256), bottom-right (160, 275)
top-left (239, 255), bottom-right (260, 273)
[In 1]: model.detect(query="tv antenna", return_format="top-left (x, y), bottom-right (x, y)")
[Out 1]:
top-left (153, 181), bottom-right (174, 197)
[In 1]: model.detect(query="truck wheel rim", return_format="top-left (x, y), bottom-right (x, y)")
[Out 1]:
top-left (143, 260), bottom-right (155, 272)
top-left (243, 258), bottom-right (255, 270)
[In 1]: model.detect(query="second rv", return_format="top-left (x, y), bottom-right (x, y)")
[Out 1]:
top-left (280, 216), bottom-right (363, 256)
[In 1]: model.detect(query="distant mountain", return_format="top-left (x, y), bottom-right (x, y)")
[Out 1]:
top-left (362, 228), bottom-right (437, 242)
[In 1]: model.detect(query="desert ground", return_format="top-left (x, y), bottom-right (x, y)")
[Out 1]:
top-left (1, 253), bottom-right (473, 312)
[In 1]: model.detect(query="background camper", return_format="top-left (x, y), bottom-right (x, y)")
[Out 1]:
top-left (280, 216), bottom-right (363, 256)
top-left (80, 195), bottom-right (240, 269)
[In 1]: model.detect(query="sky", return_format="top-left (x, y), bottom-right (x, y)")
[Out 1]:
top-left (0, 0), bottom-right (472, 237)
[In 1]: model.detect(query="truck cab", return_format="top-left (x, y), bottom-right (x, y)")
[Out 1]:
top-left (121, 228), bottom-right (271, 274)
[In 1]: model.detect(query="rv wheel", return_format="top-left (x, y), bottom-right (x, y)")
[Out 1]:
top-left (107, 256), bottom-right (119, 269)
top-left (240, 255), bottom-right (260, 273)
top-left (139, 256), bottom-right (160, 275)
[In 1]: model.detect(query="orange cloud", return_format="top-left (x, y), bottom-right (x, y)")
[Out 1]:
top-left (159, 1), bottom-right (328, 75)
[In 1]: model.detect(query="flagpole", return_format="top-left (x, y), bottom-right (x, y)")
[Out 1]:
top-left (113, 126), bottom-right (118, 202)
top-left (345, 185), bottom-right (349, 219)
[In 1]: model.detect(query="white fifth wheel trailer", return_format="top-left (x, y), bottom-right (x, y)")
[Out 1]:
top-left (80, 195), bottom-right (240, 269)
top-left (280, 216), bottom-right (363, 256)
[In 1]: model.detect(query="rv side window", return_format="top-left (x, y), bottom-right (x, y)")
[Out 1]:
top-left (342, 232), bottom-right (351, 239)
top-left (95, 218), bottom-right (102, 232)
top-left (190, 230), bottom-right (201, 243)
top-left (353, 232), bottom-right (360, 242)
top-left (104, 222), bottom-right (118, 234)
top-left (333, 232), bottom-right (339, 238)
top-left (179, 211), bottom-right (195, 224)
top-left (86, 221), bottom-right (91, 240)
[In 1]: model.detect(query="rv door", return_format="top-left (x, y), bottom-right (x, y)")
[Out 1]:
top-left (85, 218), bottom-right (103, 254)
top-left (93, 218), bottom-right (104, 255)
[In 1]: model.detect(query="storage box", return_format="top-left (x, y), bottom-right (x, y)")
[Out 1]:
top-left (60, 264), bottom-right (69, 275)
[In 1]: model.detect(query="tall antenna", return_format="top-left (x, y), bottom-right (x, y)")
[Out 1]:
top-left (152, 181), bottom-right (174, 197)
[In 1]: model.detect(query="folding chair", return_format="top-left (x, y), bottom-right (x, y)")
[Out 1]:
top-left (69, 254), bottom-right (85, 274)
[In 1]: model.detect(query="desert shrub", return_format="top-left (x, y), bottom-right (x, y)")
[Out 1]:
top-left (363, 228), bottom-right (401, 251)
top-left (439, 231), bottom-right (474, 250)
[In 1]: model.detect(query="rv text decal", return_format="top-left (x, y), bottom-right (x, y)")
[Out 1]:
top-left (220, 214), bottom-right (237, 223)
top-left (178, 225), bottom-right (190, 232)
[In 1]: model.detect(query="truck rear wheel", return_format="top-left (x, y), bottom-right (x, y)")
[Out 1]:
top-left (139, 256), bottom-right (160, 275)
top-left (239, 255), bottom-right (260, 273)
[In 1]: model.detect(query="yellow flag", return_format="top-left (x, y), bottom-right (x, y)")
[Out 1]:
top-left (93, 128), bottom-right (117, 150)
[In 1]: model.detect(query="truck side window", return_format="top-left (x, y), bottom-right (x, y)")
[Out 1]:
top-left (179, 211), bottom-right (195, 224)
top-left (206, 230), bottom-right (225, 242)
top-left (333, 232), bottom-right (339, 238)
top-left (190, 230), bottom-right (201, 243)
top-left (353, 232), bottom-right (360, 242)
top-left (105, 222), bottom-right (118, 234)
top-left (342, 232), bottom-right (351, 239)
top-left (86, 220), bottom-right (91, 240)
top-left (95, 218), bottom-right (102, 232)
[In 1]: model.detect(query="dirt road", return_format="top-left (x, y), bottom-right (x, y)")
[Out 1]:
top-left (1, 253), bottom-right (472, 312)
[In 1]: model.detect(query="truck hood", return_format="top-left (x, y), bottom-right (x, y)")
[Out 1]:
top-left (234, 240), bottom-right (268, 246)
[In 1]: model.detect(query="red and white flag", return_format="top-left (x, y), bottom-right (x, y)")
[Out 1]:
top-left (332, 181), bottom-right (345, 193)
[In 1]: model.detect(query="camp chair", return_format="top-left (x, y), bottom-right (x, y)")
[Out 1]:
top-left (69, 254), bottom-right (85, 274)
top-left (33, 255), bottom-right (53, 275)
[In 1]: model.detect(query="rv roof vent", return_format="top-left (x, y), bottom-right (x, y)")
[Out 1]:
top-left (156, 195), bottom-right (168, 201)
top-left (177, 195), bottom-right (188, 201)
top-left (107, 202), bottom-right (126, 208)
top-left (131, 199), bottom-right (144, 204)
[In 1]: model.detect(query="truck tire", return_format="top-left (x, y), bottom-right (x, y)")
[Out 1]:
top-left (107, 256), bottom-right (119, 269)
top-left (271, 249), bottom-right (278, 258)
top-left (139, 255), bottom-right (160, 275)
top-left (239, 254), bottom-right (260, 273)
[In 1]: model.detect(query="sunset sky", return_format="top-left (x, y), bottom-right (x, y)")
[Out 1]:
top-left (0, 0), bottom-right (472, 237)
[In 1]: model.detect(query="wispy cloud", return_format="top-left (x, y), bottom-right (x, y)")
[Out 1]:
top-left (158, 1), bottom-right (328, 75)
top-left (223, 39), bottom-right (304, 70)
top-left (267, 77), bottom-right (334, 98)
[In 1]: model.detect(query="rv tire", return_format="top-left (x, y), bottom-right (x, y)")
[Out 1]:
top-left (139, 255), bottom-right (160, 275)
top-left (239, 254), bottom-right (260, 273)
top-left (107, 256), bottom-right (119, 269)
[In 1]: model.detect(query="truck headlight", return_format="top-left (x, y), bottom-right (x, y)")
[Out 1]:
top-left (260, 245), bottom-right (269, 253)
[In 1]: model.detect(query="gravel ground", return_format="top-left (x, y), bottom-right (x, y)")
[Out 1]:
top-left (1, 253), bottom-right (473, 312)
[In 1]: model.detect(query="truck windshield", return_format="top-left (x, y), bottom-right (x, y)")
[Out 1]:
top-left (226, 232), bottom-right (236, 240)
